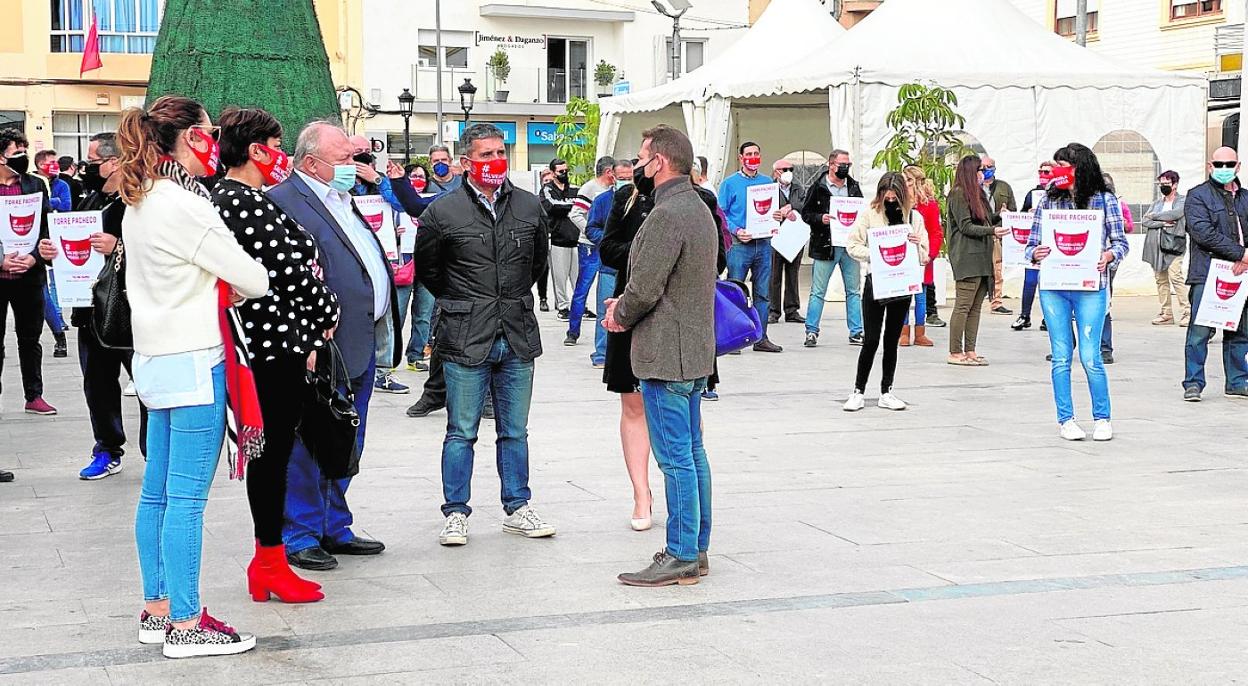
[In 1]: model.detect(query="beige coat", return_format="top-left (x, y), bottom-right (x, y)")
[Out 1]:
top-left (846, 205), bottom-right (930, 275)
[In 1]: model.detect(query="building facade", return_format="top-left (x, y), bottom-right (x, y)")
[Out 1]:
top-left (0, 0), bottom-right (362, 160)
top-left (357, 0), bottom-right (749, 172)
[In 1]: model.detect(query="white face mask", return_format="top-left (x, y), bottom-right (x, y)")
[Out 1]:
top-left (779, 170), bottom-right (794, 185)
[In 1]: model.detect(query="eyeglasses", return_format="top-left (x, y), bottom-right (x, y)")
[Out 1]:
top-left (1212, 160), bottom-right (1237, 168)
top-left (192, 124), bottom-right (221, 141)
top-left (982, 166), bottom-right (996, 171)
top-left (1038, 168), bottom-right (1052, 174)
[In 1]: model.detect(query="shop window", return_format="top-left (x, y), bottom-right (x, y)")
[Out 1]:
top-left (1092, 130), bottom-right (1161, 220)
top-left (1171, 0), bottom-right (1222, 21)
top-left (1055, 0), bottom-right (1099, 37)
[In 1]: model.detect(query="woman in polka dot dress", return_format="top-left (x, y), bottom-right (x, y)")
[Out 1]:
top-left (211, 108), bottom-right (339, 603)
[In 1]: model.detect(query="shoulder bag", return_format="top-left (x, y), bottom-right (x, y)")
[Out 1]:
top-left (714, 279), bottom-right (764, 356)
top-left (91, 239), bottom-right (133, 350)
top-left (298, 340), bottom-right (362, 480)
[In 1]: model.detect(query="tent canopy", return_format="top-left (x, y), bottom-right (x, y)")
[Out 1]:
top-left (601, 0), bottom-right (844, 115)
top-left (721, 0), bottom-right (1205, 99)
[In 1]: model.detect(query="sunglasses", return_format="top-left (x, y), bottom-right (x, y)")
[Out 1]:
top-left (1212, 161), bottom-right (1237, 168)
top-left (192, 124), bottom-right (221, 141)
top-left (1038, 168), bottom-right (1052, 173)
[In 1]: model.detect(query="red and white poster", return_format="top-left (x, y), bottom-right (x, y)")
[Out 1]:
top-left (1039, 208), bottom-right (1102, 291)
top-left (744, 182), bottom-right (780, 239)
top-left (828, 196), bottom-right (865, 248)
top-left (0, 192), bottom-right (44, 257)
top-left (1194, 259), bottom-right (1248, 331)
top-left (867, 224), bottom-right (922, 299)
top-left (398, 213), bottom-right (418, 255)
top-left (353, 195), bottom-right (398, 260)
top-left (48, 211), bottom-right (105, 307)
top-left (1000, 211), bottom-right (1033, 268)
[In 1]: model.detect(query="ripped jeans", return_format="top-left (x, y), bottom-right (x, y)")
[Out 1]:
top-left (1039, 288), bottom-right (1110, 424)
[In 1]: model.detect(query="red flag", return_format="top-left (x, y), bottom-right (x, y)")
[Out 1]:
top-left (80, 15), bottom-right (103, 76)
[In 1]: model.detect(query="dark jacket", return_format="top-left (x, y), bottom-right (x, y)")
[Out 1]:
top-left (60, 173), bottom-right (83, 207)
top-left (0, 173), bottom-right (52, 284)
top-left (946, 187), bottom-right (996, 279)
top-left (415, 179), bottom-right (549, 366)
top-left (540, 180), bottom-right (580, 248)
top-left (779, 180), bottom-right (806, 218)
top-left (614, 178), bottom-right (717, 382)
top-left (69, 191), bottom-right (123, 328)
top-left (268, 173), bottom-right (402, 378)
top-left (983, 178), bottom-right (1017, 218)
top-left (600, 185), bottom-right (653, 297)
top-left (801, 172), bottom-right (863, 260)
top-left (1184, 178), bottom-right (1248, 285)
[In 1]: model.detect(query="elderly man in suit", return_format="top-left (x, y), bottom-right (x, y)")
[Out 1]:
top-left (604, 125), bottom-right (718, 587)
top-left (767, 158), bottom-right (807, 325)
top-left (266, 121), bottom-right (401, 571)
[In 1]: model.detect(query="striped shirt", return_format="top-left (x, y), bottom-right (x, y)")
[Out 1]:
top-left (1025, 190), bottom-right (1130, 290)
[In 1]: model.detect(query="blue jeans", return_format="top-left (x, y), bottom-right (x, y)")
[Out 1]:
top-left (441, 335), bottom-right (534, 516)
top-left (135, 363), bottom-right (226, 623)
top-left (567, 244), bottom-right (600, 338)
top-left (594, 269), bottom-right (615, 365)
top-left (903, 289), bottom-right (926, 325)
top-left (1021, 268), bottom-right (1039, 319)
top-left (43, 272), bottom-right (66, 333)
top-left (1184, 282), bottom-right (1248, 392)
top-left (640, 378), bottom-right (711, 562)
top-left (1040, 289), bottom-right (1111, 424)
top-left (727, 239), bottom-right (773, 337)
top-left (283, 356), bottom-right (375, 553)
top-left (804, 249), bottom-right (863, 337)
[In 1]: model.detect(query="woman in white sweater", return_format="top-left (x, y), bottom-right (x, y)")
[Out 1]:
top-left (117, 95), bottom-right (268, 659)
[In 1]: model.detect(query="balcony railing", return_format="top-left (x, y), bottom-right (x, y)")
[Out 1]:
top-left (408, 66), bottom-right (590, 105)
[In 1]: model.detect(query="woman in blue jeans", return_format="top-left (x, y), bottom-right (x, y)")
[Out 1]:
top-left (117, 96), bottom-right (269, 658)
top-left (1025, 144), bottom-right (1129, 442)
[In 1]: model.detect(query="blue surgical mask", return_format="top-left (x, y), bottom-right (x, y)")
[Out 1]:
top-left (432, 161), bottom-right (450, 177)
top-left (982, 167), bottom-right (996, 182)
top-left (330, 164), bottom-right (357, 192)
top-left (1212, 168), bottom-right (1237, 185)
top-left (615, 179), bottom-right (629, 190)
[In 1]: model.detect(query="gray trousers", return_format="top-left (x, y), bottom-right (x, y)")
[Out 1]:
top-left (549, 245), bottom-right (579, 311)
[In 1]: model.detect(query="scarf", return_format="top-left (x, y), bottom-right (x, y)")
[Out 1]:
top-left (161, 160), bottom-right (265, 479)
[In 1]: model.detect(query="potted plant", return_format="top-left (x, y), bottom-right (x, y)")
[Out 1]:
top-left (594, 60), bottom-right (617, 96)
top-left (487, 48), bottom-right (510, 103)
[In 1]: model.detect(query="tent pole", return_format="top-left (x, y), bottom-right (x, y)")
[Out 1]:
top-left (435, 0), bottom-right (444, 146)
top-left (1240, 0), bottom-right (1248, 156)
top-left (1075, 0), bottom-right (1088, 47)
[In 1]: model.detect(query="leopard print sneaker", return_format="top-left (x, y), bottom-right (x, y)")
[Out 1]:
top-left (162, 608), bottom-right (256, 659)
top-left (138, 610), bottom-right (170, 645)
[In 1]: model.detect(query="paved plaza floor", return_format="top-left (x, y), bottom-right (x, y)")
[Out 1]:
top-left (2, 295), bottom-right (1247, 684)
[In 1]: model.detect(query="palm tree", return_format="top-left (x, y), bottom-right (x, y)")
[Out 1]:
top-left (146, 0), bottom-right (341, 149)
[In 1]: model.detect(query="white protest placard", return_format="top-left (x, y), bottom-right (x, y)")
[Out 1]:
top-left (770, 219), bottom-right (810, 263)
top-left (0, 192), bottom-right (44, 256)
top-left (354, 195), bottom-right (398, 260)
top-left (1000, 211), bottom-right (1033, 268)
top-left (744, 182), bottom-right (780, 239)
top-left (398, 213), bottom-right (418, 254)
top-left (1039, 208), bottom-right (1102, 291)
top-left (828, 196), bottom-right (865, 247)
top-left (1194, 259), bottom-right (1248, 331)
top-left (867, 224), bottom-right (922, 299)
top-left (48, 211), bottom-right (105, 307)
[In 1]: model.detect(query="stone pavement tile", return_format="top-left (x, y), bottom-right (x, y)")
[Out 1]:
top-left (914, 546), bottom-right (1242, 585)
top-left (0, 667), bottom-right (113, 686)
top-left (0, 598), bottom-right (87, 630)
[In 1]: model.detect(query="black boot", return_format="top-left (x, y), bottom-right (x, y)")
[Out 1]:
top-left (618, 551), bottom-right (700, 587)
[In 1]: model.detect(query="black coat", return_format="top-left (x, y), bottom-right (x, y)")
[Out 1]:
top-left (415, 180), bottom-right (550, 365)
top-left (1184, 178), bottom-right (1248, 285)
top-left (540, 180), bottom-right (580, 247)
top-left (801, 173), bottom-right (863, 260)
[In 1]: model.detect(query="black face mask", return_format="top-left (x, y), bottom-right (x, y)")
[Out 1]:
top-left (834, 163), bottom-right (851, 180)
top-left (884, 199), bottom-right (904, 224)
top-left (352, 152), bottom-right (375, 166)
top-left (81, 162), bottom-right (107, 193)
top-left (4, 151), bottom-right (29, 175)
top-left (1159, 184), bottom-right (1173, 196)
top-left (632, 159), bottom-right (655, 197)
top-left (555, 171), bottom-right (569, 184)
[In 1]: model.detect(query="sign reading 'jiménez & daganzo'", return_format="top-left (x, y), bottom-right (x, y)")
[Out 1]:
top-left (474, 31), bottom-right (546, 48)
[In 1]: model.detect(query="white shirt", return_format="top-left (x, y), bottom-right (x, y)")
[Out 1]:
top-left (297, 171), bottom-right (390, 321)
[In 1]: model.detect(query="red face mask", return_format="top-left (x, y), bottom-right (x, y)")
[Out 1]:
top-left (190, 127), bottom-right (220, 177)
top-left (467, 157), bottom-right (508, 189)
top-left (1048, 165), bottom-right (1075, 190)
top-left (40, 161), bottom-right (60, 177)
top-left (252, 143), bottom-right (291, 186)
top-left (742, 154), bottom-right (761, 172)
top-left (410, 176), bottom-right (428, 193)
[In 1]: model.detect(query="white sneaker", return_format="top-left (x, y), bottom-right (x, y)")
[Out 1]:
top-left (842, 391), bottom-right (865, 412)
top-left (438, 512), bottom-right (468, 546)
top-left (1092, 419), bottom-right (1113, 441)
top-left (877, 392), bottom-right (907, 411)
top-left (502, 505), bottom-right (556, 538)
top-left (123, 381), bottom-right (137, 397)
top-left (1059, 420), bottom-right (1086, 441)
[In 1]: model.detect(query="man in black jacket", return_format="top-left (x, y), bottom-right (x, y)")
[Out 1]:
top-left (415, 123), bottom-right (555, 547)
top-left (768, 159), bottom-right (807, 324)
top-left (38, 132), bottom-right (146, 480)
top-left (800, 149), bottom-right (865, 347)
top-left (0, 129), bottom-right (57, 435)
top-left (540, 159), bottom-right (580, 318)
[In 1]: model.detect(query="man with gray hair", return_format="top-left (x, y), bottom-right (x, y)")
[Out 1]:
top-left (427, 144), bottom-right (461, 193)
top-left (267, 120), bottom-right (398, 570)
top-left (415, 122), bottom-right (555, 547)
top-left (563, 155), bottom-right (615, 346)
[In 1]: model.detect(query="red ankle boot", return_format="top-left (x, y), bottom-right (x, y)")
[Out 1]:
top-left (247, 541), bottom-right (325, 603)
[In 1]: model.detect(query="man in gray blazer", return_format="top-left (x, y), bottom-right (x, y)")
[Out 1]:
top-left (603, 125), bottom-right (717, 587)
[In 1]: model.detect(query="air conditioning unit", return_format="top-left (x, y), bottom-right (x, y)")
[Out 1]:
top-left (418, 58), bottom-right (431, 68)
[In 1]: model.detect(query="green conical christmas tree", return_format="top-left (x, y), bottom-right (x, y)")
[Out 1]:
top-left (146, 0), bottom-right (341, 150)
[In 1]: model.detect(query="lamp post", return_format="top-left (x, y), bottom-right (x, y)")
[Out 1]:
top-left (651, 0), bottom-right (692, 81)
top-left (458, 78), bottom-right (477, 124)
top-left (397, 88), bottom-right (415, 164)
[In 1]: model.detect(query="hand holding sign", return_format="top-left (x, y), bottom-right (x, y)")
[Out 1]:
top-left (0, 193), bottom-right (45, 257)
top-left (867, 224), bottom-right (922, 299)
top-left (1195, 259), bottom-right (1248, 331)
top-left (744, 183), bottom-right (781, 239)
top-left (1000, 212), bottom-right (1033, 268)
top-left (47, 211), bottom-right (106, 307)
top-left (828, 197), bottom-right (865, 247)
top-left (1039, 209), bottom-right (1102, 291)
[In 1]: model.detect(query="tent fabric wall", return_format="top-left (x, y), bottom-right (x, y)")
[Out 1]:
top-left (610, 104), bottom-right (689, 164)
top-left (597, 111), bottom-right (621, 159)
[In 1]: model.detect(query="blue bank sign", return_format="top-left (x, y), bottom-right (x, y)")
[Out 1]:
top-left (456, 121), bottom-right (517, 144)
top-left (527, 122), bottom-right (586, 147)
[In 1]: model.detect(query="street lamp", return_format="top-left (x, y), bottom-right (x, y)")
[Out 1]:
top-left (397, 88), bottom-right (415, 164)
top-left (458, 78), bottom-right (477, 124)
top-left (651, 0), bottom-right (692, 80)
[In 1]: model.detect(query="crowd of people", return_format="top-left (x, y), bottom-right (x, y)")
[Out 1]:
top-left (2, 95), bottom-right (1247, 658)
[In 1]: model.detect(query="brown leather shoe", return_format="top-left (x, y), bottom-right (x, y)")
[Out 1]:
top-left (698, 551), bottom-right (709, 577)
top-left (898, 325), bottom-right (911, 347)
top-left (913, 325), bottom-right (933, 347)
top-left (618, 551), bottom-right (700, 587)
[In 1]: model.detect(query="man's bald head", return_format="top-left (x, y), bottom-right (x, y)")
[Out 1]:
top-left (348, 135), bottom-right (370, 155)
top-left (1212, 146), bottom-right (1238, 163)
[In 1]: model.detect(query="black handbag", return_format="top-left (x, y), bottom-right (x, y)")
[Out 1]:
top-left (1159, 229), bottom-right (1186, 257)
top-left (91, 239), bottom-right (133, 350)
top-left (298, 340), bottom-right (361, 480)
